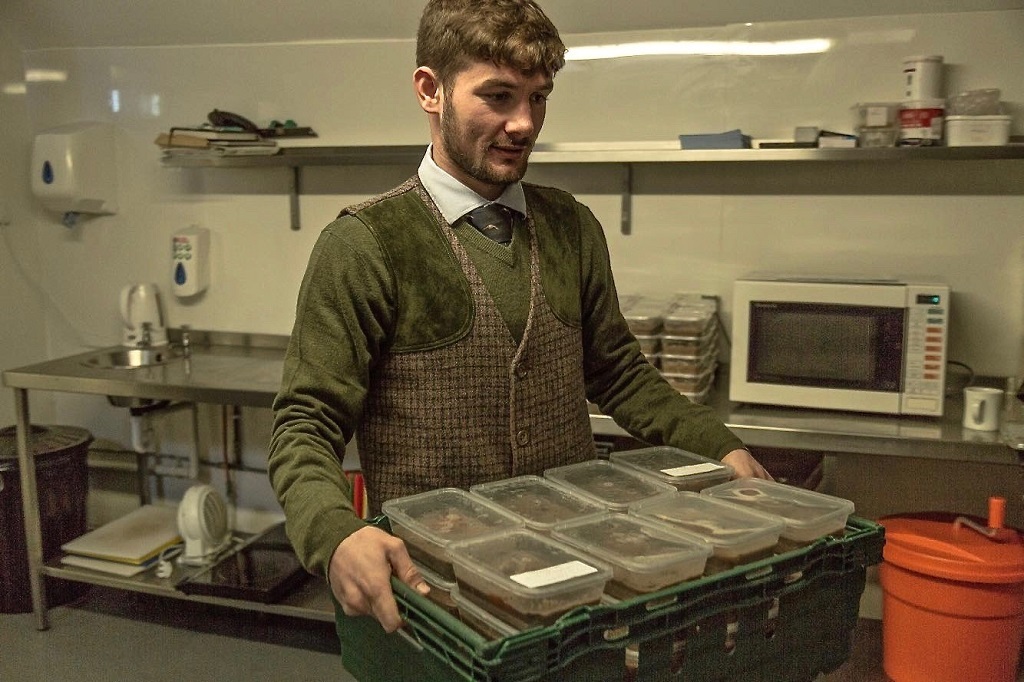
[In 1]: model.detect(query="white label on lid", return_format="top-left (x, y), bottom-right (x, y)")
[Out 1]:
top-left (662, 463), bottom-right (726, 477)
top-left (510, 560), bottom-right (598, 588)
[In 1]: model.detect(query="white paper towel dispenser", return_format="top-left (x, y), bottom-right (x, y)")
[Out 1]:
top-left (31, 121), bottom-right (118, 227)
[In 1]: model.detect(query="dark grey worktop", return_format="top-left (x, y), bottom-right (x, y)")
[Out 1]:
top-left (4, 330), bottom-right (1020, 465)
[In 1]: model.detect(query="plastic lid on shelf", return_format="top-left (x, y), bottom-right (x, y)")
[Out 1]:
top-left (880, 511), bottom-right (1024, 584)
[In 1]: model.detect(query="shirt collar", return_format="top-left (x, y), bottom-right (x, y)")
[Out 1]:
top-left (417, 145), bottom-right (527, 225)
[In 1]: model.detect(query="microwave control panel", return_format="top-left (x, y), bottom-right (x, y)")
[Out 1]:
top-left (901, 284), bottom-right (950, 416)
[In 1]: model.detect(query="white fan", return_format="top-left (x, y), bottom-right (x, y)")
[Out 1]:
top-left (177, 484), bottom-right (231, 565)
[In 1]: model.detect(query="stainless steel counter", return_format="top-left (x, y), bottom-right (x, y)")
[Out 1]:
top-left (6, 330), bottom-right (1019, 466)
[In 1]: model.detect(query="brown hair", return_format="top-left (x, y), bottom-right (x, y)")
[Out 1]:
top-left (416, 0), bottom-right (566, 89)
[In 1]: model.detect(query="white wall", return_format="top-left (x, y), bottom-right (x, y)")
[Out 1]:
top-left (0, 3), bottom-right (54, 428)
top-left (2, 7), bottom-right (1023, 520)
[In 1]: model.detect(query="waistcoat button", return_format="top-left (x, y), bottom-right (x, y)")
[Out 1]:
top-left (516, 429), bottom-right (530, 445)
top-left (515, 362), bottom-right (529, 379)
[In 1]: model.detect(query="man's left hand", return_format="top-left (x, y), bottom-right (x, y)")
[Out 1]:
top-left (721, 448), bottom-right (773, 479)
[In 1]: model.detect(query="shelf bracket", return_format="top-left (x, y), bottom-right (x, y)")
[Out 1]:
top-left (289, 166), bottom-right (302, 231)
top-left (620, 163), bottom-right (633, 235)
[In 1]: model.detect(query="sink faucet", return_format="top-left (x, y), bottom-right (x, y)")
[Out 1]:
top-left (180, 325), bottom-right (192, 359)
top-left (140, 322), bottom-right (152, 348)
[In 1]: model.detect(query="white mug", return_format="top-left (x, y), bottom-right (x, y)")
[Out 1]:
top-left (962, 386), bottom-right (1003, 431)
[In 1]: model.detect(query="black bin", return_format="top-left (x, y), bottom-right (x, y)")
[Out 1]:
top-left (0, 424), bottom-right (92, 613)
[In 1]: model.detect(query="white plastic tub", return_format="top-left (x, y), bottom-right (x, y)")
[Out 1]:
top-left (945, 115), bottom-right (1011, 147)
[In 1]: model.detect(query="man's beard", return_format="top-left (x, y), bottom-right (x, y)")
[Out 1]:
top-left (440, 100), bottom-right (529, 188)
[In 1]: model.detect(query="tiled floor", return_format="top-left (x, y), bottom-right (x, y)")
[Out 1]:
top-left (2, 586), bottom-right (1021, 681)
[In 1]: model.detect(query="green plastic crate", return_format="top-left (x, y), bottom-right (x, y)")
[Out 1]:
top-left (337, 516), bottom-right (884, 682)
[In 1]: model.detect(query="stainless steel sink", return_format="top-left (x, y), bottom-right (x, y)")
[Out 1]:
top-left (83, 346), bottom-right (182, 369)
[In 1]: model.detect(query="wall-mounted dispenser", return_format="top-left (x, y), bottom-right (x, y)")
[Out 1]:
top-left (31, 121), bottom-right (118, 228)
top-left (172, 226), bottom-right (210, 297)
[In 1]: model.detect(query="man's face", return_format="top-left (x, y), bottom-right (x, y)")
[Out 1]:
top-left (434, 61), bottom-right (553, 199)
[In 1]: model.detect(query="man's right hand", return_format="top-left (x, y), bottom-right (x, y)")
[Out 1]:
top-left (328, 525), bottom-right (430, 633)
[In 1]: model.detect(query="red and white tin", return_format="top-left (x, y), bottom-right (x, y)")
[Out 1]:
top-left (899, 99), bottom-right (945, 146)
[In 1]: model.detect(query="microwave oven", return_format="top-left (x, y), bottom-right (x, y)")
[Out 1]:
top-left (729, 277), bottom-right (950, 417)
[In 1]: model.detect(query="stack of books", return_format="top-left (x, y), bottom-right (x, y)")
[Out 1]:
top-left (155, 126), bottom-right (279, 157)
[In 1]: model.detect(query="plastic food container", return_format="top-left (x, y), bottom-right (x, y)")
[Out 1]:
top-left (630, 492), bottom-right (785, 570)
top-left (857, 126), bottom-right (899, 148)
top-left (621, 296), bottom-right (670, 335)
top-left (469, 475), bottom-right (606, 533)
top-left (610, 446), bottom-right (733, 492)
top-left (661, 327), bottom-right (716, 356)
top-left (662, 303), bottom-right (715, 336)
top-left (662, 365), bottom-right (714, 395)
top-left (550, 513), bottom-right (712, 598)
top-left (382, 488), bottom-right (524, 580)
top-left (451, 587), bottom-right (521, 639)
top-left (852, 102), bottom-right (900, 128)
top-left (448, 529), bottom-right (612, 629)
top-left (544, 459), bottom-right (677, 512)
top-left (701, 478), bottom-right (855, 547)
top-left (659, 349), bottom-right (715, 375)
top-left (945, 115), bottom-right (1011, 147)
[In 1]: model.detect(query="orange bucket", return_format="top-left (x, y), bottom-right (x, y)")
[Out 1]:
top-left (880, 500), bottom-right (1024, 682)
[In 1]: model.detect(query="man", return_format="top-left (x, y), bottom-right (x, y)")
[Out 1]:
top-left (269, 0), bottom-right (770, 635)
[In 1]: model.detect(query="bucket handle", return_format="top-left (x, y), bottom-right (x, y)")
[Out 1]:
top-left (954, 497), bottom-right (1017, 543)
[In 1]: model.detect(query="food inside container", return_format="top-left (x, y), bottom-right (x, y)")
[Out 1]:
top-left (610, 446), bottom-right (733, 492)
top-left (470, 475), bottom-right (606, 533)
top-left (659, 348), bottom-right (715, 374)
top-left (451, 587), bottom-right (520, 639)
top-left (629, 492), bottom-right (785, 571)
top-left (544, 459), bottom-right (677, 512)
top-left (662, 301), bottom-right (715, 336)
top-left (700, 479), bottom-right (854, 547)
top-left (661, 326), bottom-right (716, 356)
top-left (550, 513), bottom-right (711, 598)
top-left (621, 295), bottom-right (672, 335)
top-left (381, 488), bottom-right (524, 580)
top-left (448, 529), bottom-right (612, 629)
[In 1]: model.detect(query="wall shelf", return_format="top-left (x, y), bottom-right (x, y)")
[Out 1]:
top-left (161, 143), bottom-right (1024, 231)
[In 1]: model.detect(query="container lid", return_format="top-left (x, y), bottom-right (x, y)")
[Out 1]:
top-left (0, 424), bottom-right (93, 465)
top-left (701, 478), bottom-right (854, 542)
top-left (903, 55), bottom-right (943, 63)
top-left (880, 512), bottom-right (1024, 584)
top-left (946, 115), bottom-right (1011, 122)
top-left (550, 512), bottom-right (711, 577)
top-left (469, 475), bottom-right (606, 532)
top-left (381, 488), bottom-right (524, 549)
top-left (610, 446), bottom-right (733, 489)
top-left (543, 460), bottom-right (677, 512)
top-left (449, 529), bottom-right (612, 601)
top-left (629, 492), bottom-right (784, 551)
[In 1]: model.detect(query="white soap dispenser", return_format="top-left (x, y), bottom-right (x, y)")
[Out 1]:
top-left (31, 121), bottom-right (118, 227)
top-left (172, 226), bottom-right (210, 297)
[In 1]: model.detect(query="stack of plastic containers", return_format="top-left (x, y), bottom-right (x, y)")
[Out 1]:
top-left (620, 292), bottom-right (720, 403)
top-left (381, 449), bottom-right (860, 644)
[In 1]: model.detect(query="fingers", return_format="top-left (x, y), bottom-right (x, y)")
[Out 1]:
top-left (329, 527), bottom-right (411, 633)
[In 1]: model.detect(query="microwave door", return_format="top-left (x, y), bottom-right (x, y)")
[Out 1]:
top-left (739, 302), bottom-right (905, 414)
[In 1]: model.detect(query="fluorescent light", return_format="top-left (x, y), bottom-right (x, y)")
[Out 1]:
top-left (566, 38), bottom-right (832, 61)
top-left (2, 82), bottom-right (27, 95)
top-left (25, 69), bottom-right (68, 82)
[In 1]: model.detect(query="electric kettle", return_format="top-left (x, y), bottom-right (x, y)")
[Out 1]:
top-left (120, 283), bottom-right (168, 347)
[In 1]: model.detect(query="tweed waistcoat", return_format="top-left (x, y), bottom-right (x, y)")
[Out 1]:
top-left (355, 182), bottom-right (596, 514)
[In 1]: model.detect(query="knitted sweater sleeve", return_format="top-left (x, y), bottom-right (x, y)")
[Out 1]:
top-left (575, 202), bottom-right (746, 460)
top-left (268, 216), bottom-right (395, 577)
